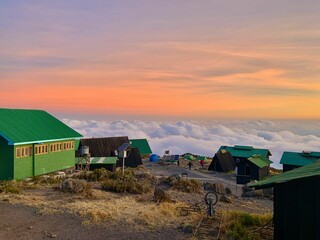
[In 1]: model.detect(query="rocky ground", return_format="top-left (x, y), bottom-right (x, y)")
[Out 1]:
top-left (0, 159), bottom-right (273, 240)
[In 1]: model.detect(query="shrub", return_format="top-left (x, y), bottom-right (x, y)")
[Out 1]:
top-left (0, 181), bottom-right (22, 194)
top-left (31, 175), bottom-right (62, 185)
top-left (85, 168), bottom-right (112, 181)
top-left (101, 178), bottom-right (152, 194)
top-left (172, 179), bottom-right (202, 193)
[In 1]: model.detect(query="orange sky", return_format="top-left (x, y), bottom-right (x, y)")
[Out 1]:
top-left (1, 1), bottom-right (320, 120)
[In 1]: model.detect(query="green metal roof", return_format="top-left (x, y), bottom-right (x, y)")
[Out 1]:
top-left (249, 160), bottom-right (320, 189)
top-left (184, 155), bottom-right (194, 160)
top-left (130, 139), bottom-right (152, 155)
top-left (197, 156), bottom-right (207, 161)
top-left (247, 154), bottom-right (273, 168)
top-left (218, 145), bottom-right (271, 159)
top-left (0, 108), bottom-right (82, 145)
top-left (280, 151), bottom-right (320, 166)
top-left (77, 157), bottom-right (118, 165)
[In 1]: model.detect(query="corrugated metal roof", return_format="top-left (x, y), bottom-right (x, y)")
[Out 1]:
top-left (130, 139), bottom-right (152, 155)
top-left (0, 108), bottom-right (82, 145)
top-left (196, 156), bottom-right (207, 161)
top-left (77, 157), bottom-right (118, 165)
top-left (247, 154), bottom-right (273, 168)
top-left (280, 151), bottom-right (320, 166)
top-left (218, 145), bottom-right (271, 158)
top-left (249, 160), bottom-right (320, 189)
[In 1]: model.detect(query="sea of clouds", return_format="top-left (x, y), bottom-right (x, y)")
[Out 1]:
top-left (63, 119), bottom-right (320, 169)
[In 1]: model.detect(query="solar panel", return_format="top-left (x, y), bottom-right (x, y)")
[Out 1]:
top-left (118, 143), bottom-right (130, 152)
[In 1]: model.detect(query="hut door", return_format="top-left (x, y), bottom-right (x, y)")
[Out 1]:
top-left (245, 164), bottom-right (251, 176)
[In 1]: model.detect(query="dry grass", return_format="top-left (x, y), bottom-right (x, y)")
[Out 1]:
top-left (220, 210), bottom-right (273, 240)
top-left (0, 187), bottom-right (200, 229)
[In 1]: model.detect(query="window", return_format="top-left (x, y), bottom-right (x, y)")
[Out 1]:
top-left (64, 141), bottom-right (74, 150)
top-left (35, 144), bottom-right (48, 155)
top-left (16, 146), bottom-right (33, 158)
top-left (50, 142), bottom-right (63, 152)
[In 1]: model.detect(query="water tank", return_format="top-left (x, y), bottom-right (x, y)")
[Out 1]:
top-left (80, 146), bottom-right (89, 156)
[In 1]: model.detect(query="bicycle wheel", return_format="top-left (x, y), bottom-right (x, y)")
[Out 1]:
top-left (205, 191), bottom-right (218, 206)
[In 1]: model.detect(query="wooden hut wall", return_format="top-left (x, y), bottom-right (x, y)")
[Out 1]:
top-left (89, 164), bottom-right (116, 172)
top-left (78, 137), bottom-right (129, 157)
top-left (283, 164), bottom-right (300, 172)
top-left (237, 160), bottom-right (260, 180)
top-left (208, 155), bottom-right (220, 171)
top-left (273, 176), bottom-right (320, 240)
top-left (258, 166), bottom-right (269, 179)
top-left (116, 147), bottom-right (142, 168)
top-left (208, 152), bottom-right (234, 172)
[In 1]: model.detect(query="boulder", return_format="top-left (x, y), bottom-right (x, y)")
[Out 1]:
top-left (203, 182), bottom-right (214, 191)
top-left (154, 187), bottom-right (172, 203)
top-left (225, 187), bottom-right (232, 195)
top-left (262, 187), bottom-right (273, 198)
top-left (61, 179), bottom-right (88, 193)
top-left (242, 189), bottom-right (263, 197)
top-left (212, 183), bottom-right (226, 195)
top-left (219, 195), bottom-right (232, 203)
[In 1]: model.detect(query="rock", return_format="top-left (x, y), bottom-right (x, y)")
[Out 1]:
top-left (242, 189), bottom-right (263, 197)
top-left (60, 179), bottom-right (88, 193)
top-left (262, 187), bottom-right (273, 197)
top-left (212, 183), bottom-right (226, 195)
top-left (154, 187), bottom-right (172, 203)
top-left (203, 182), bottom-right (213, 191)
top-left (225, 187), bottom-right (232, 195)
top-left (44, 231), bottom-right (57, 238)
top-left (242, 185), bottom-right (251, 193)
top-left (55, 171), bottom-right (66, 179)
top-left (220, 195), bottom-right (232, 203)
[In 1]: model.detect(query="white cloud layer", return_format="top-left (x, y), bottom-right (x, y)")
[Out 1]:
top-left (63, 119), bottom-right (320, 169)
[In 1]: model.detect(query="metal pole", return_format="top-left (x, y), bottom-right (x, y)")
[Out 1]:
top-left (122, 150), bottom-right (126, 175)
top-left (122, 156), bottom-right (124, 175)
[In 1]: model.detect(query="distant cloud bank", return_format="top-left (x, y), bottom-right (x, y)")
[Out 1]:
top-left (63, 119), bottom-right (320, 169)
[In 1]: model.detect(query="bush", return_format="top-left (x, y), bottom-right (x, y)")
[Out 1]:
top-left (172, 179), bottom-right (202, 193)
top-left (82, 168), bottom-right (113, 182)
top-left (0, 181), bottom-right (22, 194)
top-left (101, 178), bottom-right (152, 194)
top-left (31, 175), bottom-right (62, 185)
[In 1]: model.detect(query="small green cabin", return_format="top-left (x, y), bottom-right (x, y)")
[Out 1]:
top-left (0, 108), bottom-right (82, 180)
top-left (130, 139), bottom-right (152, 158)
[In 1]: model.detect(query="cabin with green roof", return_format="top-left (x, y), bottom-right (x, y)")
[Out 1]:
top-left (249, 161), bottom-right (320, 240)
top-left (280, 151), bottom-right (320, 172)
top-left (218, 145), bottom-right (272, 183)
top-left (130, 139), bottom-right (152, 158)
top-left (0, 108), bottom-right (82, 180)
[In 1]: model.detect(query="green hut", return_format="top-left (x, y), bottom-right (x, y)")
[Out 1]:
top-left (130, 138), bottom-right (152, 158)
top-left (250, 161), bottom-right (320, 240)
top-left (0, 108), bottom-right (82, 180)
